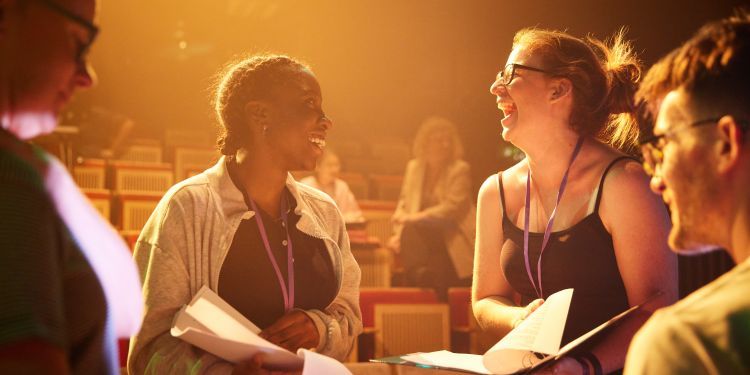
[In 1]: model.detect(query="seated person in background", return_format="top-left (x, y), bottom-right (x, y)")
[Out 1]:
top-left (474, 28), bottom-right (677, 374)
top-left (128, 54), bottom-right (362, 374)
top-left (625, 13), bottom-right (750, 374)
top-left (0, 0), bottom-right (143, 373)
top-left (388, 116), bottom-right (476, 300)
top-left (300, 148), bottom-right (364, 223)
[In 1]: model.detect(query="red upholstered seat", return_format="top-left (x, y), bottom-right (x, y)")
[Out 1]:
top-left (448, 287), bottom-right (472, 330)
top-left (359, 287), bottom-right (438, 328)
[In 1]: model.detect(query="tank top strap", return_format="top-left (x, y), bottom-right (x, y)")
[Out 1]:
top-left (594, 156), bottom-right (640, 213)
top-left (496, 172), bottom-right (509, 218)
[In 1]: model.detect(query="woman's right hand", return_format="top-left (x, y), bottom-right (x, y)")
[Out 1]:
top-left (232, 353), bottom-right (302, 375)
top-left (512, 298), bottom-right (545, 329)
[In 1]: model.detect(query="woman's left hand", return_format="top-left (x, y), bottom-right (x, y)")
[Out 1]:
top-left (259, 310), bottom-right (320, 352)
top-left (534, 357), bottom-right (585, 375)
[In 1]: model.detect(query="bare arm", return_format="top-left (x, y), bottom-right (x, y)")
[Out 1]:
top-left (472, 174), bottom-right (541, 337)
top-left (580, 161), bottom-right (678, 373)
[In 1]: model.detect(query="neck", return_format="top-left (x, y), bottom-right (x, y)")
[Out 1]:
top-left (0, 86), bottom-right (56, 140)
top-left (235, 149), bottom-right (288, 215)
top-left (316, 176), bottom-right (335, 188)
top-left (728, 182), bottom-right (750, 264)
top-left (524, 131), bottom-right (583, 191)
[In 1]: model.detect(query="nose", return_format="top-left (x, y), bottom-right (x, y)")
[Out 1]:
top-left (490, 78), bottom-right (506, 96)
top-left (75, 61), bottom-right (97, 88)
top-left (320, 114), bottom-right (333, 130)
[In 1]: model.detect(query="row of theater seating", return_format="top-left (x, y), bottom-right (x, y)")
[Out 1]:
top-left (73, 145), bottom-right (404, 232)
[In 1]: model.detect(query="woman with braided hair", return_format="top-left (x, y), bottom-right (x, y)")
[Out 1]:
top-left (473, 29), bottom-right (678, 374)
top-left (128, 54), bottom-right (362, 374)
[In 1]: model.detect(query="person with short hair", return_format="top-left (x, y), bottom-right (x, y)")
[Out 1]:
top-left (300, 149), bottom-right (364, 223)
top-left (474, 28), bottom-right (678, 374)
top-left (128, 54), bottom-right (362, 374)
top-left (625, 12), bottom-right (750, 374)
top-left (0, 0), bottom-right (143, 373)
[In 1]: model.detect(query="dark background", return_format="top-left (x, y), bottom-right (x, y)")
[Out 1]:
top-left (66, 0), bottom-right (748, 192)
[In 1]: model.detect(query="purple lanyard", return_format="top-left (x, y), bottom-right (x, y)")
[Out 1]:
top-left (523, 137), bottom-right (584, 298)
top-left (248, 195), bottom-right (295, 312)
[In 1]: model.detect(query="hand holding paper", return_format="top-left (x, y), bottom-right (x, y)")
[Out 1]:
top-left (171, 286), bottom-right (351, 374)
top-left (260, 310), bottom-right (319, 353)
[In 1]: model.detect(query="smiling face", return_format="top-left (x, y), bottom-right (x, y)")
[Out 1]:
top-left (650, 89), bottom-right (723, 253)
top-left (264, 68), bottom-right (333, 171)
top-left (2, 0), bottom-right (97, 138)
top-left (489, 47), bottom-right (555, 145)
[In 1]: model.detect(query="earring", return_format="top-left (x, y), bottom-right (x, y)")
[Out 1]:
top-left (262, 124), bottom-right (268, 136)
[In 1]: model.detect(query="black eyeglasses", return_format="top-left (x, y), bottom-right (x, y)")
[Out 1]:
top-left (36, 0), bottom-right (99, 64)
top-left (639, 118), bottom-right (720, 177)
top-left (496, 63), bottom-right (551, 86)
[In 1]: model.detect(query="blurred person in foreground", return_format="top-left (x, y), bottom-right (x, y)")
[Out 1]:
top-left (625, 12), bottom-right (750, 374)
top-left (300, 148), bottom-right (364, 223)
top-left (128, 54), bottom-right (362, 374)
top-left (388, 116), bottom-right (476, 300)
top-left (0, 0), bottom-right (143, 373)
top-left (474, 28), bottom-right (677, 374)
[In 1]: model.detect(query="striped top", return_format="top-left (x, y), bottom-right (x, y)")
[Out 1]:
top-left (0, 128), bottom-right (110, 374)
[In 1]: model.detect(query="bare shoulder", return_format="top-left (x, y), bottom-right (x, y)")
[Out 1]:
top-left (599, 153), bottom-right (667, 230)
top-left (601, 157), bottom-right (650, 196)
top-left (479, 173), bottom-right (499, 198)
top-left (479, 160), bottom-right (525, 199)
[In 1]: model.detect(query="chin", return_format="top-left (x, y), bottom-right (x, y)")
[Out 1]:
top-left (8, 111), bottom-right (58, 140)
top-left (668, 224), bottom-right (721, 255)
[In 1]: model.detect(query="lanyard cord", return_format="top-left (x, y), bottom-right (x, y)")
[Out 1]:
top-left (248, 195), bottom-right (295, 312)
top-left (523, 137), bottom-right (584, 298)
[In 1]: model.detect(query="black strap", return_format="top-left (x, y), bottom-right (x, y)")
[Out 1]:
top-left (572, 356), bottom-right (591, 375)
top-left (593, 156), bottom-right (639, 213)
top-left (578, 352), bottom-right (603, 375)
top-left (496, 172), bottom-right (509, 218)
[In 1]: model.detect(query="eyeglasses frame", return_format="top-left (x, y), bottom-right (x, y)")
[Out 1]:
top-left (639, 116), bottom-right (749, 176)
top-left (498, 63), bottom-right (551, 86)
top-left (35, 0), bottom-right (99, 63)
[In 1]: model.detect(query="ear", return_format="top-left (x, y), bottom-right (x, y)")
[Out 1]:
top-left (714, 115), bottom-right (745, 175)
top-left (243, 100), bottom-right (270, 128)
top-left (549, 78), bottom-right (572, 103)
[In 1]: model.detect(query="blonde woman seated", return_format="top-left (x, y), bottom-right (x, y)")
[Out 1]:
top-left (388, 117), bottom-right (476, 300)
top-left (300, 149), bottom-right (364, 223)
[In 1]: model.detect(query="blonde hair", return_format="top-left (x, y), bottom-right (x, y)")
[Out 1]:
top-left (412, 116), bottom-right (464, 161)
top-left (513, 28), bottom-right (642, 153)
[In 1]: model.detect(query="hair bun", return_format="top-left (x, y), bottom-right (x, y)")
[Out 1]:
top-left (606, 62), bottom-right (640, 114)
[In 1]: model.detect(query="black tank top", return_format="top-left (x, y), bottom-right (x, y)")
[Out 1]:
top-left (499, 156), bottom-right (633, 345)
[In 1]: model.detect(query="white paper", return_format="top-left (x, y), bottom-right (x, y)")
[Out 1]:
top-left (170, 286), bottom-right (303, 370)
top-left (393, 288), bottom-right (647, 375)
top-left (482, 288), bottom-right (573, 374)
top-left (402, 350), bottom-right (491, 374)
top-left (298, 349), bottom-right (352, 375)
top-left (185, 286), bottom-right (261, 339)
